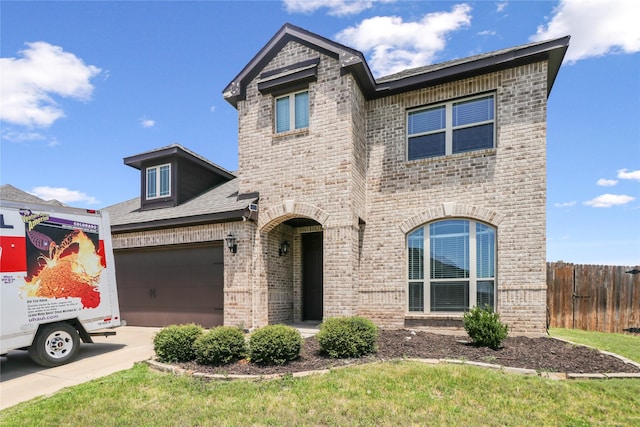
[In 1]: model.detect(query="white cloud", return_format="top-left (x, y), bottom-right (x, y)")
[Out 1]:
top-left (618, 169), bottom-right (640, 182)
top-left (496, 2), bottom-right (508, 13)
top-left (531, 0), bottom-right (640, 62)
top-left (283, 0), bottom-right (394, 16)
top-left (478, 30), bottom-right (496, 36)
top-left (140, 118), bottom-right (156, 128)
top-left (1, 128), bottom-right (59, 146)
top-left (597, 178), bottom-right (618, 187)
top-left (584, 194), bottom-right (635, 208)
top-left (30, 186), bottom-right (100, 205)
top-left (335, 4), bottom-right (472, 76)
top-left (554, 201), bottom-right (576, 208)
top-left (1, 129), bottom-right (46, 143)
top-left (0, 42), bottom-right (101, 127)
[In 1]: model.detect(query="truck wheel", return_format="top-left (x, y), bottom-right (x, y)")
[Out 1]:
top-left (28, 323), bottom-right (80, 367)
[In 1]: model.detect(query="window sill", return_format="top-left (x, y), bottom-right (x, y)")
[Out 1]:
top-left (407, 147), bottom-right (496, 165)
top-left (405, 313), bottom-right (464, 319)
top-left (404, 313), bottom-right (464, 329)
top-left (273, 128), bottom-right (309, 139)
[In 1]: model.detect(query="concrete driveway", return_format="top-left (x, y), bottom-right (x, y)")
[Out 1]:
top-left (0, 326), bottom-right (159, 410)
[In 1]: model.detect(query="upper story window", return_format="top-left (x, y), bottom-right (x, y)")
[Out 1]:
top-left (407, 94), bottom-right (495, 160)
top-left (146, 164), bottom-right (171, 199)
top-left (408, 219), bottom-right (496, 313)
top-left (275, 90), bottom-right (309, 133)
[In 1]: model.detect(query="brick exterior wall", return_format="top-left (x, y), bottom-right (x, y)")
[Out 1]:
top-left (231, 39), bottom-right (550, 335)
top-left (113, 39), bottom-right (551, 335)
top-left (235, 41), bottom-right (365, 328)
top-left (362, 62), bottom-right (549, 333)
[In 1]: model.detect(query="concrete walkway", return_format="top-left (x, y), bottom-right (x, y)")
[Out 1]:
top-left (0, 326), bottom-right (159, 410)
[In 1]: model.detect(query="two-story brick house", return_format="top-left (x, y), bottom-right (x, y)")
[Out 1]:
top-left (107, 23), bottom-right (569, 334)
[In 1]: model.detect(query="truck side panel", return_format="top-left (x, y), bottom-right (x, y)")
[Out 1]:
top-left (0, 202), bottom-right (121, 355)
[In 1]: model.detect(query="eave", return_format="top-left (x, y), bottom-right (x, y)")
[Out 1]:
top-left (123, 143), bottom-right (235, 180)
top-left (110, 209), bottom-right (248, 233)
top-left (223, 23), bottom-right (570, 108)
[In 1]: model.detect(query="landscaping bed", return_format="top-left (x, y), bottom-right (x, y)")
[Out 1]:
top-left (177, 329), bottom-right (640, 376)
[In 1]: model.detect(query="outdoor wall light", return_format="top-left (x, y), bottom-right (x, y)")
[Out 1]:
top-left (225, 233), bottom-right (237, 254)
top-left (279, 240), bottom-right (290, 256)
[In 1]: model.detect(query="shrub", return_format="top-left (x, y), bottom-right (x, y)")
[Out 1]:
top-left (193, 326), bottom-right (247, 365)
top-left (153, 323), bottom-right (203, 363)
top-left (248, 325), bottom-right (302, 365)
top-left (463, 305), bottom-right (509, 349)
top-left (317, 316), bottom-right (379, 358)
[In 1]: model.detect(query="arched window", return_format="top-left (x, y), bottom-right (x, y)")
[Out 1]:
top-left (408, 219), bottom-right (495, 313)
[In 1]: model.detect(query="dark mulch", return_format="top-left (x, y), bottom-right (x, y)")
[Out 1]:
top-left (177, 330), bottom-right (640, 376)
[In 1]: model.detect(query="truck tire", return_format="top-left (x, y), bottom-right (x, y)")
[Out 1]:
top-left (28, 322), bottom-right (80, 367)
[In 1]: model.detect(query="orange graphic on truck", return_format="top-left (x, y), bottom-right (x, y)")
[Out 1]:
top-left (20, 214), bottom-right (104, 309)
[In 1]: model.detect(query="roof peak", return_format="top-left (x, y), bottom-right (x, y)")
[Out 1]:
top-left (223, 23), bottom-right (569, 106)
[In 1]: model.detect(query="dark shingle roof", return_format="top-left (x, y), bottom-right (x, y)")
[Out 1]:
top-left (105, 179), bottom-right (255, 232)
top-left (0, 184), bottom-right (66, 206)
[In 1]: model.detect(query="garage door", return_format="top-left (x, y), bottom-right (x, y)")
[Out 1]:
top-left (114, 243), bottom-right (223, 327)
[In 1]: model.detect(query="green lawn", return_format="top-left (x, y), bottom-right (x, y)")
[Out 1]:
top-left (2, 361), bottom-right (639, 426)
top-left (549, 328), bottom-right (640, 364)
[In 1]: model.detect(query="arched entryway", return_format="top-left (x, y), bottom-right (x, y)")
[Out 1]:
top-left (260, 201), bottom-right (328, 324)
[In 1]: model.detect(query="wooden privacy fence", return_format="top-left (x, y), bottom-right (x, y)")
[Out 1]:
top-left (547, 262), bottom-right (640, 333)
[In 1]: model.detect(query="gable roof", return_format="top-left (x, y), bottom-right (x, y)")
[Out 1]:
top-left (223, 23), bottom-right (569, 108)
top-left (105, 178), bottom-right (256, 232)
top-left (223, 23), bottom-right (374, 108)
top-left (123, 143), bottom-right (235, 180)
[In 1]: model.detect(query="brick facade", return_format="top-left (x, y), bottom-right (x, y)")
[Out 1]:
top-left (223, 29), bottom-right (558, 335)
top-left (111, 25), bottom-right (568, 335)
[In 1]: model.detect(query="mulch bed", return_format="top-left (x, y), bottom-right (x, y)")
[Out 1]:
top-left (177, 329), bottom-right (640, 376)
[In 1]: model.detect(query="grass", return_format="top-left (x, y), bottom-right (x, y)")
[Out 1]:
top-left (549, 328), bottom-right (640, 364)
top-left (2, 361), bottom-right (639, 426)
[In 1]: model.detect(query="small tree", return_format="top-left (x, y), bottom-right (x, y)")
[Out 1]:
top-left (463, 305), bottom-right (508, 349)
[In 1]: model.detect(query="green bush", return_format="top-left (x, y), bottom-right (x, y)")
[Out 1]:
top-left (153, 323), bottom-right (204, 363)
top-left (317, 316), bottom-right (379, 358)
top-left (463, 305), bottom-right (509, 349)
top-left (193, 326), bottom-right (247, 365)
top-left (248, 325), bottom-right (302, 365)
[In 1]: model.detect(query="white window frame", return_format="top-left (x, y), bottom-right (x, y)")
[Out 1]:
top-left (146, 163), bottom-right (171, 200)
top-left (407, 93), bottom-right (495, 160)
top-left (407, 219), bottom-right (496, 313)
top-left (274, 89), bottom-right (309, 133)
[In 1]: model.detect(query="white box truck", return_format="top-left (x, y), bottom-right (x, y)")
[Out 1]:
top-left (0, 199), bottom-right (121, 367)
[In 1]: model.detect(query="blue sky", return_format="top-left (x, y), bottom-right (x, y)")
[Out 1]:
top-left (1, 0), bottom-right (638, 266)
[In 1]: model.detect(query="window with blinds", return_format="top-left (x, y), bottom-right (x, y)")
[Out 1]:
top-left (407, 94), bottom-right (495, 160)
top-left (146, 163), bottom-right (171, 200)
top-left (407, 219), bottom-right (496, 313)
top-left (275, 90), bottom-right (309, 133)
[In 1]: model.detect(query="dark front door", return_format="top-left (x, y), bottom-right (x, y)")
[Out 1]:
top-left (302, 232), bottom-right (323, 321)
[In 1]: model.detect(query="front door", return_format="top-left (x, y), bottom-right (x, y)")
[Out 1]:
top-left (302, 232), bottom-right (323, 321)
